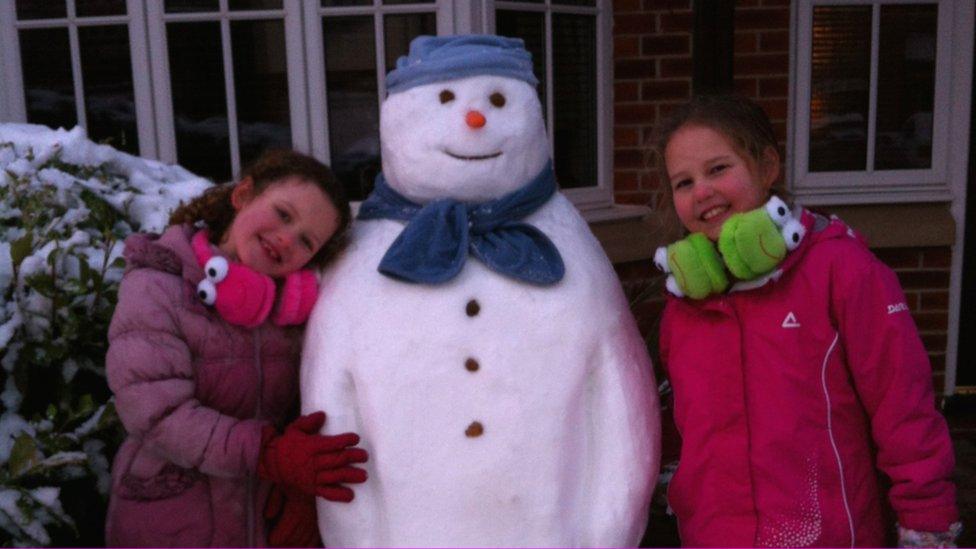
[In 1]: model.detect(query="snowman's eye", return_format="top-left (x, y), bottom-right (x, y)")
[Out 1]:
top-left (439, 90), bottom-right (455, 104)
top-left (489, 92), bottom-right (506, 108)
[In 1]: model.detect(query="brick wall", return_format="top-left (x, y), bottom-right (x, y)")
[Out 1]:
top-left (611, 1), bottom-right (952, 392)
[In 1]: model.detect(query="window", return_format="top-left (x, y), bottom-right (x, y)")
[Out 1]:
top-left (492, 0), bottom-right (612, 208)
top-left (791, 0), bottom-right (967, 204)
top-left (1, 0), bottom-right (614, 207)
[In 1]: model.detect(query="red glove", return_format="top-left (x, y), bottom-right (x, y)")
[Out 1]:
top-left (258, 411), bottom-right (368, 501)
top-left (265, 484), bottom-right (322, 547)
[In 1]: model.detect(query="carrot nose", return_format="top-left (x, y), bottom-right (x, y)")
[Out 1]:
top-left (465, 110), bottom-right (486, 129)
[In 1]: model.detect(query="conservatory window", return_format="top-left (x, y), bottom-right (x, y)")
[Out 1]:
top-left (494, 0), bottom-right (612, 209)
top-left (4, 0), bottom-right (141, 155)
top-left (791, 0), bottom-right (959, 204)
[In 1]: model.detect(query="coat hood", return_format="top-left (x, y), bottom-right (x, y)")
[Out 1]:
top-left (123, 225), bottom-right (204, 285)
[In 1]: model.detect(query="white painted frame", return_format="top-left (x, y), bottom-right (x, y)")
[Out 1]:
top-left (487, 0), bottom-right (614, 210)
top-left (0, 0), bottom-right (157, 157)
top-left (791, 0), bottom-right (955, 206)
top-left (942, 2), bottom-right (974, 396)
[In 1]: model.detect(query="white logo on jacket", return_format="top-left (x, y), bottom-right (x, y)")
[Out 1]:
top-left (782, 312), bottom-right (801, 328)
top-left (887, 302), bottom-right (909, 315)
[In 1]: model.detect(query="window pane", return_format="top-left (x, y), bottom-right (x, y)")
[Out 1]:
top-left (229, 0), bottom-right (283, 10)
top-left (16, 0), bottom-right (66, 20)
top-left (496, 10), bottom-right (546, 120)
top-left (165, 0), bottom-right (219, 13)
top-left (19, 28), bottom-right (77, 131)
top-left (323, 16), bottom-right (379, 200)
top-left (231, 19), bottom-right (291, 169)
top-left (76, 0), bottom-right (127, 17)
top-left (553, 0), bottom-right (595, 5)
top-left (383, 13), bottom-right (437, 72)
top-left (79, 25), bottom-right (139, 154)
top-left (322, 0), bottom-right (371, 6)
top-left (809, 6), bottom-right (871, 172)
top-left (552, 14), bottom-right (597, 188)
top-left (167, 22), bottom-right (231, 182)
top-left (874, 4), bottom-right (937, 170)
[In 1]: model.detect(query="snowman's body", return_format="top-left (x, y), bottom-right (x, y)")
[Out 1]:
top-left (302, 56), bottom-right (658, 548)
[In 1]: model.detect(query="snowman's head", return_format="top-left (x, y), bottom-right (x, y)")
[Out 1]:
top-left (379, 35), bottom-right (551, 203)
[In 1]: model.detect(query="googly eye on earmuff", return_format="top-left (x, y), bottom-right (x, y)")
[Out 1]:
top-left (197, 278), bottom-right (218, 306)
top-left (204, 256), bottom-right (229, 283)
top-left (781, 218), bottom-right (806, 251)
top-left (765, 196), bottom-right (791, 228)
top-left (653, 247), bottom-right (670, 274)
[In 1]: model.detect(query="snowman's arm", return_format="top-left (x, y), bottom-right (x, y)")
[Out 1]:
top-left (300, 306), bottom-right (386, 546)
top-left (580, 309), bottom-right (660, 547)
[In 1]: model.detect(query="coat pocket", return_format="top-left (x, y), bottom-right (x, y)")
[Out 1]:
top-left (119, 462), bottom-right (205, 501)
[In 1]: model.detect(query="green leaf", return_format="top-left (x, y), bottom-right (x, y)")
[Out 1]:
top-left (46, 404), bottom-right (57, 421)
top-left (10, 231), bottom-right (33, 268)
top-left (9, 434), bottom-right (44, 476)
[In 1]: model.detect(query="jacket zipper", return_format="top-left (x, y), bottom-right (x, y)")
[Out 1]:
top-left (246, 327), bottom-right (264, 547)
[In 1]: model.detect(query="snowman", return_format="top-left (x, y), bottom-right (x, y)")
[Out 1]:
top-left (301, 35), bottom-right (659, 547)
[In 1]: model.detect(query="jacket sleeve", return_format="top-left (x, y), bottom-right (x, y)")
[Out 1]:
top-left (829, 242), bottom-right (958, 532)
top-left (106, 268), bottom-right (268, 479)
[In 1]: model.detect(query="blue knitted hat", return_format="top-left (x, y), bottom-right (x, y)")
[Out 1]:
top-left (385, 34), bottom-right (538, 95)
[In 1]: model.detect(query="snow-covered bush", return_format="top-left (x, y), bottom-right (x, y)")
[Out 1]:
top-left (0, 124), bottom-right (211, 546)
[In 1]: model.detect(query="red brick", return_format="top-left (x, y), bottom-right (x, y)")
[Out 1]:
top-left (758, 76), bottom-right (789, 97)
top-left (772, 121), bottom-right (787, 143)
top-left (735, 7), bottom-right (790, 31)
top-left (734, 77), bottom-right (758, 97)
top-left (659, 11), bottom-right (693, 33)
top-left (761, 0), bottom-right (792, 6)
top-left (613, 0), bottom-right (642, 12)
top-left (930, 355), bottom-right (946, 373)
top-left (615, 127), bottom-right (641, 147)
top-left (912, 311), bottom-right (948, 331)
top-left (615, 81), bottom-right (640, 102)
top-left (615, 149), bottom-right (646, 169)
top-left (922, 247), bottom-right (952, 268)
top-left (759, 30), bottom-right (789, 52)
top-left (641, 79), bottom-right (690, 101)
top-left (737, 0), bottom-right (761, 7)
top-left (897, 270), bottom-right (950, 290)
top-left (614, 171), bottom-right (641, 191)
top-left (931, 371), bottom-right (945, 391)
top-left (874, 248), bottom-right (922, 269)
top-left (660, 57), bottom-right (692, 77)
top-left (643, 0), bottom-right (691, 9)
top-left (615, 59), bottom-right (657, 79)
top-left (920, 291), bottom-right (949, 310)
top-left (641, 172), bottom-right (665, 191)
top-left (756, 98), bottom-right (787, 120)
top-left (735, 32), bottom-right (758, 53)
top-left (921, 333), bottom-right (948, 353)
top-left (615, 258), bottom-right (658, 281)
top-left (735, 52), bottom-right (790, 75)
top-left (615, 103), bottom-right (658, 125)
top-left (614, 14), bottom-right (658, 35)
top-left (615, 35), bottom-right (640, 57)
top-left (641, 35), bottom-right (690, 56)
top-left (615, 192), bottom-right (654, 206)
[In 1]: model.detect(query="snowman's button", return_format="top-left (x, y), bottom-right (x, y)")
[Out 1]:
top-left (465, 358), bottom-right (480, 372)
top-left (465, 421), bottom-right (484, 437)
top-left (465, 299), bottom-right (480, 317)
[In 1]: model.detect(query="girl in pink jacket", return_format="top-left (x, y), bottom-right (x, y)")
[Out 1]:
top-left (105, 150), bottom-right (367, 547)
top-left (651, 95), bottom-right (960, 547)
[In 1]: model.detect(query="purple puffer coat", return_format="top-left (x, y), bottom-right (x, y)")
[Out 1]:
top-left (105, 224), bottom-right (303, 547)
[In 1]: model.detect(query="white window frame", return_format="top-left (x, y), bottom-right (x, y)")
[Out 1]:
top-left (790, 0), bottom-right (962, 205)
top-left (0, 0), bottom-right (618, 212)
top-left (484, 0), bottom-right (614, 211)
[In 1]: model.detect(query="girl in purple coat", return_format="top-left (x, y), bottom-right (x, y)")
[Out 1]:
top-left (651, 95), bottom-right (960, 547)
top-left (105, 150), bottom-right (366, 547)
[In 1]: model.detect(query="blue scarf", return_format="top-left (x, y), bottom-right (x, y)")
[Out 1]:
top-left (358, 162), bottom-right (564, 285)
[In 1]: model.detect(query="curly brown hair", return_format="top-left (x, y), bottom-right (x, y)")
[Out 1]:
top-left (648, 94), bottom-right (786, 238)
top-left (169, 149), bottom-right (352, 269)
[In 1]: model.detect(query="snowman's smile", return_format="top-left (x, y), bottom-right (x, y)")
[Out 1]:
top-left (444, 149), bottom-right (503, 161)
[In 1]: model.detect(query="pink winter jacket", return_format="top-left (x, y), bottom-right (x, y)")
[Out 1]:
top-left (660, 210), bottom-right (957, 547)
top-left (104, 225), bottom-right (303, 547)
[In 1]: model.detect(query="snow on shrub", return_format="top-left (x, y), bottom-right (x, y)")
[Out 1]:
top-left (0, 124), bottom-right (210, 546)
